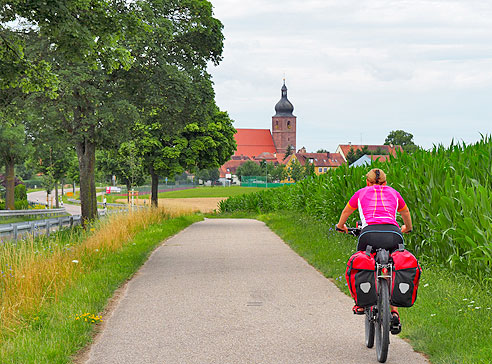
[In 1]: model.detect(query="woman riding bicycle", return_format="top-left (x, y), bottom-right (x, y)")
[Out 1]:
top-left (336, 168), bottom-right (412, 335)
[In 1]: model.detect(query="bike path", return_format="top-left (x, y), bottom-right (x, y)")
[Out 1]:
top-left (84, 219), bottom-right (428, 364)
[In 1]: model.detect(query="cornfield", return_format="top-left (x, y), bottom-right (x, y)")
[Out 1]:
top-left (220, 136), bottom-right (492, 279)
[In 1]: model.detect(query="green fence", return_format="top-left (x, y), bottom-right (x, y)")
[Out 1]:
top-left (240, 176), bottom-right (287, 188)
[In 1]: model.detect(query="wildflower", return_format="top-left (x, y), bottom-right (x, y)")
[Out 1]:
top-left (475, 307), bottom-right (481, 310)
top-left (72, 260), bottom-right (79, 264)
top-left (423, 283), bottom-right (429, 287)
top-left (430, 314), bottom-right (436, 317)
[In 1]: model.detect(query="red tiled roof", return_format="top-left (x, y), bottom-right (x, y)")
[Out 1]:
top-left (219, 159), bottom-right (259, 178)
top-left (370, 154), bottom-right (391, 162)
top-left (337, 144), bottom-right (403, 159)
top-left (290, 152), bottom-right (346, 167)
top-left (234, 129), bottom-right (276, 158)
top-left (254, 152), bottom-right (278, 161)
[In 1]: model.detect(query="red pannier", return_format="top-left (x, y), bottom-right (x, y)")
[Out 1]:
top-left (346, 251), bottom-right (377, 307)
top-left (390, 249), bottom-right (422, 307)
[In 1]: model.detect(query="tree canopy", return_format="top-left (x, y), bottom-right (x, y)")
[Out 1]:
top-left (1, 0), bottom-right (232, 220)
top-left (385, 130), bottom-right (418, 153)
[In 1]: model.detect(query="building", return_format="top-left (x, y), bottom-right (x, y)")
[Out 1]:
top-left (219, 81), bottom-right (297, 179)
top-left (283, 151), bottom-right (346, 182)
top-left (335, 144), bottom-right (403, 162)
top-left (350, 154), bottom-right (392, 167)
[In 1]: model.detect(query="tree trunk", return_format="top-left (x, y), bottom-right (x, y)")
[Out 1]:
top-left (61, 179), bottom-right (64, 197)
top-left (76, 139), bottom-right (98, 226)
top-left (149, 165), bottom-right (159, 208)
top-left (126, 181), bottom-right (131, 204)
top-left (55, 181), bottom-right (59, 208)
top-left (5, 160), bottom-right (15, 210)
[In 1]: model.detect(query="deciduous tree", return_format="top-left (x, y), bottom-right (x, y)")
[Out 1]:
top-left (385, 130), bottom-right (418, 153)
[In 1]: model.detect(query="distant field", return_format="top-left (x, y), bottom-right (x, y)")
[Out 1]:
top-left (97, 186), bottom-right (266, 204)
top-left (157, 186), bottom-right (265, 199)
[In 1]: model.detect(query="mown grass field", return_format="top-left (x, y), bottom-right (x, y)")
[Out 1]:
top-left (0, 208), bottom-right (202, 363)
top-left (95, 186), bottom-right (265, 204)
top-left (248, 211), bottom-right (492, 364)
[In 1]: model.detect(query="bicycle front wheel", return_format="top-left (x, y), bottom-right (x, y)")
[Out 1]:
top-left (375, 279), bottom-right (390, 363)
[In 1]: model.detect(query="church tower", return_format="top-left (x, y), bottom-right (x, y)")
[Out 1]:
top-left (272, 80), bottom-right (296, 155)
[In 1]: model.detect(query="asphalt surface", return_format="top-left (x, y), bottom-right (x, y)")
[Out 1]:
top-left (27, 189), bottom-right (105, 216)
top-left (85, 219), bottom-right (428, 364)
top-left (27, 190), bottom-right (82, 215)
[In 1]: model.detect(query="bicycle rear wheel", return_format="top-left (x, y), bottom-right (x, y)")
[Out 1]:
top-left (365, 307), bottom-right (375, 348)
top-left (375, 279), bottom-right (390, 363)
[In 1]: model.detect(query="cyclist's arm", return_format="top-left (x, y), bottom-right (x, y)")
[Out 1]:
top-left (399, 206), bottom-right (412, 233)
top-left (337, 203), bottom-right (357, 233)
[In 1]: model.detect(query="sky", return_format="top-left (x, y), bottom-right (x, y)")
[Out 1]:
top-left (207, 0), bottom-right (492, 152)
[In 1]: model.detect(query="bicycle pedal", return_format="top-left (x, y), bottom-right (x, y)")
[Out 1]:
top-left (390, 316), bottom-right (401, 335)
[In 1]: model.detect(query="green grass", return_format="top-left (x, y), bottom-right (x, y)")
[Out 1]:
top-left (94, 186), bottom-right (266, 203)
top-left (253, 211), bottom-right (492, 364)
top-left (0, 214), bottom-right (70, 225)
top-left (157, 186), bottom-right (265, 198)
top-left (0, 214), bottom-right (203, 364)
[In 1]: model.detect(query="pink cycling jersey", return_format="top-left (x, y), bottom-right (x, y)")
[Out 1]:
top-left (347, 185), bottom-right (406, 228)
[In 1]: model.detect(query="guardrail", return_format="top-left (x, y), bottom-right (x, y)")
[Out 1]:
top-left (0, 208), bottom-right (67, 217)
top-left (0, 207), bottom-right (134, 242)
top-left (0, 215), bottom-right (82, 241)
top-left (67, 199), bottom-right (147, 209)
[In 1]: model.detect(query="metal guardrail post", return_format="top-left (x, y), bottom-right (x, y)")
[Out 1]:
top-left (46, 221), bottom-right (50, 237)
top-left (13, 225), bottom-right (18, 240)
top-left (70, 216), bottom-right (73, 228)
top-left (30, 221), bottom-right (34, 234)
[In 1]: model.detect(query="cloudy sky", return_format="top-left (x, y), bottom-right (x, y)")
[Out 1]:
top-left (207, 0), bottom-right (492, 152)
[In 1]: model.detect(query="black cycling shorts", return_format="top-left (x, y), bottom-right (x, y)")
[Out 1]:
top-left (357, 224), bottom-right (404, 252)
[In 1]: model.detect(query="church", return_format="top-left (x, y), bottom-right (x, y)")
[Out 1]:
top-left (219, 81), bottom-right (298, 178)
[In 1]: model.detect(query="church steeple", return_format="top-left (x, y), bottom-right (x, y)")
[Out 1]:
top-left (274, 79), bottom-right (294, 117)
top-left (272, 80), bottom-right (297, 155)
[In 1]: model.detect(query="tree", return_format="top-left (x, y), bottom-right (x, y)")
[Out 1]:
top-left (1, 0), bottom-right (133, 93)
top-left (288, 158), bottom-right (304, 182)
top-left (385, 130), bottom-right (418, 153)
top-left (119, 0), bottom-right (226, 207)
top-left (270, 164), bottom-right (286, 182)
top-left (283, 145), bottom-right (294, 161)
top-left (97, 141), bottom-right (146, 203)
top-left (235, 161), bottom-right (262, 181)
top-left (346, 147), bottom-right (357, 165)
top-left (197, 168), bottom-right (220, 184)
top-left (4, 2), bottom-right (138, 224)
top-left (0, 122), bottom-right (30, 209)
top-left (316, 148), bottom-right (329, 153)
top-left (305, 161), bottom-right (316, 177)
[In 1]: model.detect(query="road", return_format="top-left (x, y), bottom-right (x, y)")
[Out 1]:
top-left (84, 219), bottom-right (428, 364)
top-left (27, 189), bottom-right (105, 216)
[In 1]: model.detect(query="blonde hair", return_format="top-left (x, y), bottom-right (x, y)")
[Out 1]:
top-left (366, 168), bottom-right (386, 185)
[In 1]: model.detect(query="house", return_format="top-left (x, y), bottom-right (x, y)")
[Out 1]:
top-left (350, 154), bottom-right (392, 167)
top-left (335, 144), bottom-right (403, 162)
top-left (283, 151), bottom-right (346, 182)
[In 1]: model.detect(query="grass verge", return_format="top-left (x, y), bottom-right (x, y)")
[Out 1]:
top-left (0, 214), bottom-right (70, 225)
top-left (254, 211), bottom-right (492, 364)
top-left (0, 209), bottom-right (202, 364)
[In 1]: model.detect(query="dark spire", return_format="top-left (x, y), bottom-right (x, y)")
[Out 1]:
top-left (274, 79), bottom-right (294, 117)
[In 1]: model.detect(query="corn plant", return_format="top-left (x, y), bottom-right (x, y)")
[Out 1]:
top-left (220, 136), bottom-right (492, 279)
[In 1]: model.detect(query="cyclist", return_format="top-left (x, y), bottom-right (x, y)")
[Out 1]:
top-left (336, 168), bottom-right (412, 335)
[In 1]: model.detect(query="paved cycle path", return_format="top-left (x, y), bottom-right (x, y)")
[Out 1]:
top-left (85, 219), bottom-right (428, 364)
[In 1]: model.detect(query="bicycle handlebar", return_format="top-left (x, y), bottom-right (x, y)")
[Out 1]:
top-left (335, 225), bottom-right (362, 237)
